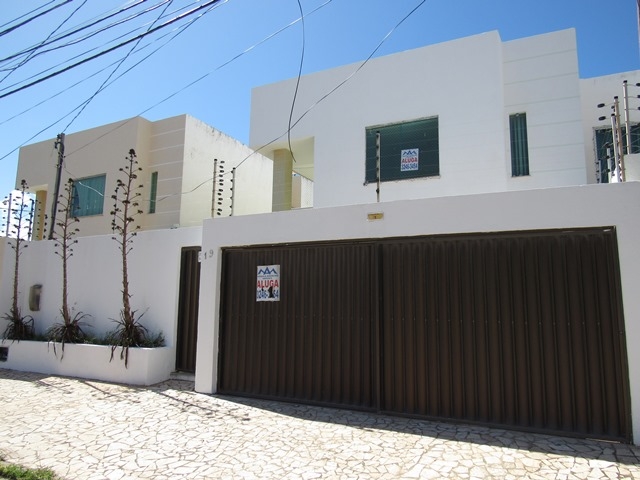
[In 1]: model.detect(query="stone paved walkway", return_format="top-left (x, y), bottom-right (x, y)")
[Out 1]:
top-left (0, 369), bottom-right (638, 479)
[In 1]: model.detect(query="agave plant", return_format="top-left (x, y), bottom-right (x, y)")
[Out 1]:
top-left (46, 310), bottom-right (91, 359)
top-left (1, 306), bottom-right (34, 341)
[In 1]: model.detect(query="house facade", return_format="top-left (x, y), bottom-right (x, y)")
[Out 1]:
top-left (17, 114), bottom-right (273, 239)
top-left (250, 29), bottom-right (589, 208)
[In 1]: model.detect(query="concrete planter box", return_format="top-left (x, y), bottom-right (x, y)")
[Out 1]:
top-left (0, 340), bottom-right (175, 386)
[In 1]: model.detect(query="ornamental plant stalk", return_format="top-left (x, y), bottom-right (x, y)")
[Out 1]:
top-left (108, 149), bottom-right (147, 366)
top-left (1, 180), bottom-right (34, 340)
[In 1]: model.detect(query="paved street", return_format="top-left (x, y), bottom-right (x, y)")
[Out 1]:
top-left (0, 368), bottom-right (638, 479)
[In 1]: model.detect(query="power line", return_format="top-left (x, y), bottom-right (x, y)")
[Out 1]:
top-left (0, 0), bottom-right (225, 101)
top-left (0, 1), bottom-right (226, 162)
top-left (287, 0), bottom-right (306, 165)
top-left (0, 0), bottom-right (89, 85)
top-left (0, 0), bottom-right (158, 67)
top-left (0, 0), bottom-right (72, 39)
top-left (62, 0), bottom-right (176, 132)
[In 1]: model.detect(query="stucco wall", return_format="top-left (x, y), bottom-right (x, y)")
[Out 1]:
top-left (250, 29), bottom-right (588, 209)
top-left (0, 226), bottom-right (202, 348)
top-left (196, 182), bottom-right (640, 444)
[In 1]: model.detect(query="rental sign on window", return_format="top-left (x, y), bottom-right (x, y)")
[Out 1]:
top-left (400, 148), bottom-right (419, 172)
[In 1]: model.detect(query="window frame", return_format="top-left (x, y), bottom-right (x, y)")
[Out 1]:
top-left (365, 116), bottom-right (439, 184)
top-left (71, 174), bottom-right (106, 217)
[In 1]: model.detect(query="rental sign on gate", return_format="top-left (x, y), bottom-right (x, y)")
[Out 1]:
top-left (256, 265), bottom-right (280, 301)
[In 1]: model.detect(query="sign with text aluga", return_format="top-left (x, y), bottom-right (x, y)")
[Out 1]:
top-left (256, 265), bottom-right (280, 302)
top-left (400, 148), bottom-right (419, 172)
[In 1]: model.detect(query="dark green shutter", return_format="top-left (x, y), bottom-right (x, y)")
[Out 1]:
top-left (510, 113), bottom-right (529, 177)
top-left (365, 117), bottom-right (439, 183)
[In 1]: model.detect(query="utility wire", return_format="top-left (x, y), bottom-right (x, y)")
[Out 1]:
top-left (0, 1), bottom-right (223, 162)
top-left (0, 0), bottom-right (155, 67)
top-left (62, 0), bottom-right (175, 132)
top-left (0, 2), bottom-right (187, 85)
top-left (62, 0), bottom-right (323, 161)
top-left (0, 0), bottom-right (225, 101)
top-left (287, 0), bottom-right (305, 164)
top-left (1, 0), bottom-right (89, 85)
top-left (230, 0), bottom-right (428, 176)
top-left (0, 1), bottom-right (72, 39)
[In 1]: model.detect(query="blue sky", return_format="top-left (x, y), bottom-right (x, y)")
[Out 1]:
top-left (0, 0), bottom-right (639, 198)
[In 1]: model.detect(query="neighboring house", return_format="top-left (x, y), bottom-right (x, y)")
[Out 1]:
top-left (16, 114), bottom-right (274, 239)
top-left (2, 114), bottom-right (274, 374)
top-left (251, 29), bottom-right (602, 208)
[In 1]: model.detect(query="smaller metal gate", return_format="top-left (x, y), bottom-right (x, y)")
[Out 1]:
top-left (176, 246), bottom-right (201, 373)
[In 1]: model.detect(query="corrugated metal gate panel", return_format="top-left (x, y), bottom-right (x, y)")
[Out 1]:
top-left (218, 228), bottom-right (630, 442)
top-left (176, 247), bottom-right (201, 373)
top-left (219, 243), bottom-right (377, 410)
top-left (380, 229), bottom-right (630, 441)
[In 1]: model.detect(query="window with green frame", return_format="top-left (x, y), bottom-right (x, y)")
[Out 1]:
top-left (509, 113), bottom-right (529, 177)
top-left (148, 171), bottom-right (158, 214)
top-left (365, 117), bottom-right (439, 183)
top-left (72, 174), bottom-right (106, 217)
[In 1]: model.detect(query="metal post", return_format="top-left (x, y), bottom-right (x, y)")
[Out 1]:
top-left (614, 97), bottom-right (626, 182)
top-left (611, 114), bottom-right (622, 182)
top-left (376, 131), bottom-right (381, 203)
top-left (230, 167), bottom-right (236, 216)
top-left (623, 81), bottom-right (632, 155)
top-left (48, 133), bottom-right (65, 240)
top-left (211, 158), bottom-right (218, 218)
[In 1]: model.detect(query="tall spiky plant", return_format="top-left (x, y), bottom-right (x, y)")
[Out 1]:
top-left (47, 179), bottom-right (90, 356)
top-left (2, 180), bottom-right (34, 341)
top-left (108, 149), bottom-right (147, 366)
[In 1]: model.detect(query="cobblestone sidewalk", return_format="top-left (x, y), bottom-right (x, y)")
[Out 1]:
top-left (0, 369), bottom-right (638, 479)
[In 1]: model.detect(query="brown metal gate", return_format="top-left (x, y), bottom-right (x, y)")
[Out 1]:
top-left (219, 243), bottom-right (378, 409)
top-left (176, 246), bottom-right (201, 373)
top-left (379, 229), bottom-right (630, 441)
top-left (217, 228), bottom-right (631, 442)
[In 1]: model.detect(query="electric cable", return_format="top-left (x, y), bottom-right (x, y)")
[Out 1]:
top-left (287, 0), bottom-right (306, 165)
top-left (0, 0), bottom-right (89, 85)
top-left (62, 0), bottom-right (175, 132)
top-left (0, 1), bottom-right (226, 162)
top-left (0, 1), bottom-right (203, 87)
top-left (0, 0), bottom-right (161, 67)
top-left (229, 0), bottom-right (428, 176)
top-left (0, 0), bottom-right (225, 100)
top-left (0, 1), bottom-right (72, 39)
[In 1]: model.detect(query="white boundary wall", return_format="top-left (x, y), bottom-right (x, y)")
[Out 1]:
top-left (196, 182), bottom-right (640, 444)
top-left (0, 226), bottom-right (202, 347)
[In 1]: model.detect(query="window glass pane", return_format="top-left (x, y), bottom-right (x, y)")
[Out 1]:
top-left (510, 113), bottom-right (529, 177)
top-left (595, 128), bottom-right (614, 183)
top-left (149, 171), bottom-right (158, 214)
top-left (365, 117), bottom-right (439, 183)
top-left (72, 174), bottom-right (105, 217)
